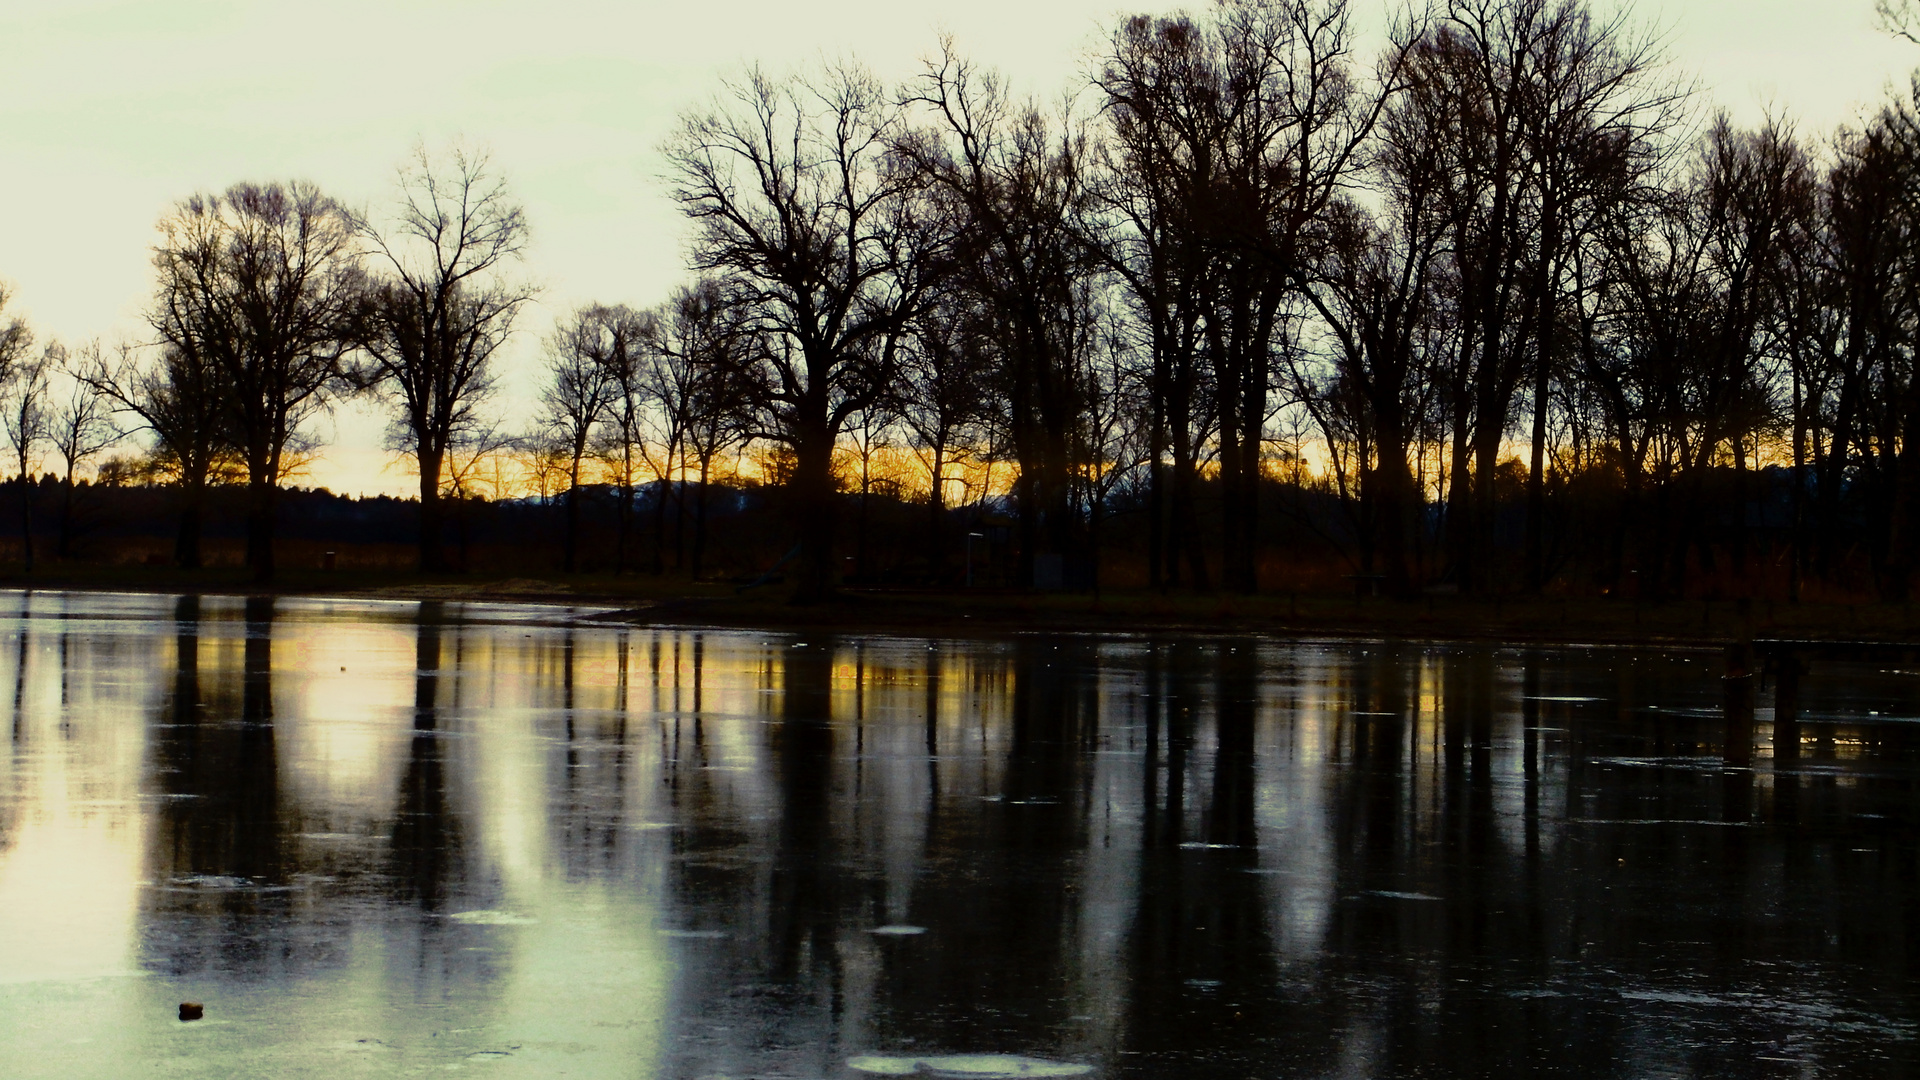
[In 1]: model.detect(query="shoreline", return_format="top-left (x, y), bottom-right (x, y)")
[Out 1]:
top-left (3, 569), bottom-right (1916, 648)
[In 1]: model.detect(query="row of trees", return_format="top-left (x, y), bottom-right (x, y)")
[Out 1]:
top-left (594, 0), bottom-right (1678, 600)
top-left (14, 0), bottom-right (1920, 601)
top-left (590, 0), bottom-right (1920, 602)
top-left (0, 147), bottom-right (530, 582)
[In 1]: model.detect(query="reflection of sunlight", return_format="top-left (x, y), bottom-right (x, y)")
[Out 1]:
top-left (463, 628), bottom-right (671, 1077)
top-left (1260, 648), bottom-right (1335, 967)
top-left (277, 621), bottom-right (416, 825)
top-left (470, 637), bottom-right (550, 905)
top-left (0, 628), bottom-right (146, 985)
top-left (0, 815), bottom-right (142, 983)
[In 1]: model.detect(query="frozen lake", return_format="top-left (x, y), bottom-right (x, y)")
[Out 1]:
top-left (0, 591), bottom-right (1914, 1077)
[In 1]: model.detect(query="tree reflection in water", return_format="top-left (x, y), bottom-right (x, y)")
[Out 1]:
top-left (0, 594), bottom-right (1916, 1077)
top-left (390, 600), bottom-right (462, 910)
top-left (147, 594), bottom-right (290, 978)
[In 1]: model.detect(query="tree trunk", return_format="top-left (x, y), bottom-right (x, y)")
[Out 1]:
top-left (789, 423), bottom-right (838, 605)
top-left (1524, 355), bottom-right (1551, 593)
top-left (1148, 333), bottom-right (1168, 593)
top-left (175, 493), bottom-right (203, 570)
top-left (1236, 347), bottom-right (1266, 595)
top-left (925, 442), bottom-right (947, 581)
top-left (563, 457), bottom-right (582, 574)
top-left (615, 448), bottom-right (633, 576)
top-left (58, 472), bottom-right (74, 562)
top-left (692, 456), bottom-right (712, 582)
top-left (856, 462), bottom-right (871, 582)
top-left (1789, 369), bottom-right (1806, 602)
top-left (1376, 434), bottom-right (1415, 599)
top-left (651, 476), bottom-right (668, 576)
top-left (673, 478), bottom-right (687, 574)
top-left (16, 472), bottom-right (32, 575)
top-left (417, 445), bottom-right (446, 574)
top-left (246, 475), bottom-right (275, 584)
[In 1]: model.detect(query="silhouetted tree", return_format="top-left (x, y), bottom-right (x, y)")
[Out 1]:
top-left (357, 144), bottom-right (532, 574)
top-left (1878, 0), bottom-right (1920, 43)
top-left (541, 306), bottom-right (621, 573)
top-left (152, 181), bottom-right (362, 582)
top-left (47, 343), bottom-right (120, 560)
top-left (0, 289), bottom-right (29, 381)
top-left (2, 345), bottom-right (52, 572)
top-left (896, 288), bottom-right (990, 577)
top-left (667, 61), bottom-right (941, 601)
top-left (902, 41), bottom-right (1093, 587)
top-left (575, 304), bottom-right (651, 574)
top-left (85, 340), bottom-right (230, 568)
top-left (646, 279), bottom-right (752, 581)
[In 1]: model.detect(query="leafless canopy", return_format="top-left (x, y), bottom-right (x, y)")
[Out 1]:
top-left (664, 60), bottom-right (942, 600)
top-left (151, 180), bottom-right (363, 580)
top-left (356, 143), bottom-right (533, 571)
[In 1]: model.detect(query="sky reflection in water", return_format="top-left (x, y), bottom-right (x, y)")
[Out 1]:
top-left (0, 591), bottom-right (1915, 1078)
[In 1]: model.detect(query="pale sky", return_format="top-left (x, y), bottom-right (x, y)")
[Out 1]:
top-left (0, 0), bottom-right (1911, 497)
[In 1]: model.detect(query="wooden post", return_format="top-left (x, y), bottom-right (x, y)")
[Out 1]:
top-left (1723, 641), bottom-right (1754, 767)
top-left (1773, 652), bottom-right (1802, 762)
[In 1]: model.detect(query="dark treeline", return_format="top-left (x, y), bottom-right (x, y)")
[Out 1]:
top-left (0, 474), bottom-right (781, 577)
top-left (13, 0), bottom-right (1920, 601)
top-left (0, 150), bottom-right (532, 584)
top-left (582, 0), bottom-right (1920, 602)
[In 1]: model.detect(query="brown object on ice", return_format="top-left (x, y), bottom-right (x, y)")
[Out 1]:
top-left (178, 1002), bottom-right (203, 1021)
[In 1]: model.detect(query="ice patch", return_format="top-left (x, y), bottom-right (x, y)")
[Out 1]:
top-left (449, 910), bottom-right (538, 925)
top-left (170, 875), bottom-right (250, 889)
top-left (870, 925), bottom-right (927, 936)
top-left (849, 1054), bottom-right (1093, 1078)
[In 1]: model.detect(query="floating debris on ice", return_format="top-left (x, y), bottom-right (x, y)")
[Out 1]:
top-left (869, 925), bottom-right (927, 936)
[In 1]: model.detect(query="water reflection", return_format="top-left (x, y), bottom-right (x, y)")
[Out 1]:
top-left (0, 593), bottom-right (1914, 1077)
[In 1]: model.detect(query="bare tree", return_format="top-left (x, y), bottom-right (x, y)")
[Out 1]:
top-left (3, 345), bottom-right (53, 572)
top-left (1879, 0), bottom-right (1920, 43)
top-left (666, 61), bottom-right (941, 602)
top-left (84, 339), bottom-right (229, 568)
top-left (442, 420), bottom-right (519, 571)
top-left (631, 279), bottom-right (756, 581)
top-left (632, 279), bottom-right (758, 578)
top-left (1076, 287), bottom-right (1152, 587)
top-left (896, 290), bottom-right (989, 578)
top-left (0, 289), bottom-right (29, 380)
top-left (901, 42), bottom-right (1095, 588)
top-left (541, 306), bottom-right (621, 573)
top-left (48, 343), bottom-right (121, 560)
top-left (578, 303), bottom-right (653, 574)
top-left (1096, 1), bottom-right (1418, 593)
top-left (356, 144), bottom-right (532, 574)
top-left (152, 181), bottom-right (363, 582)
